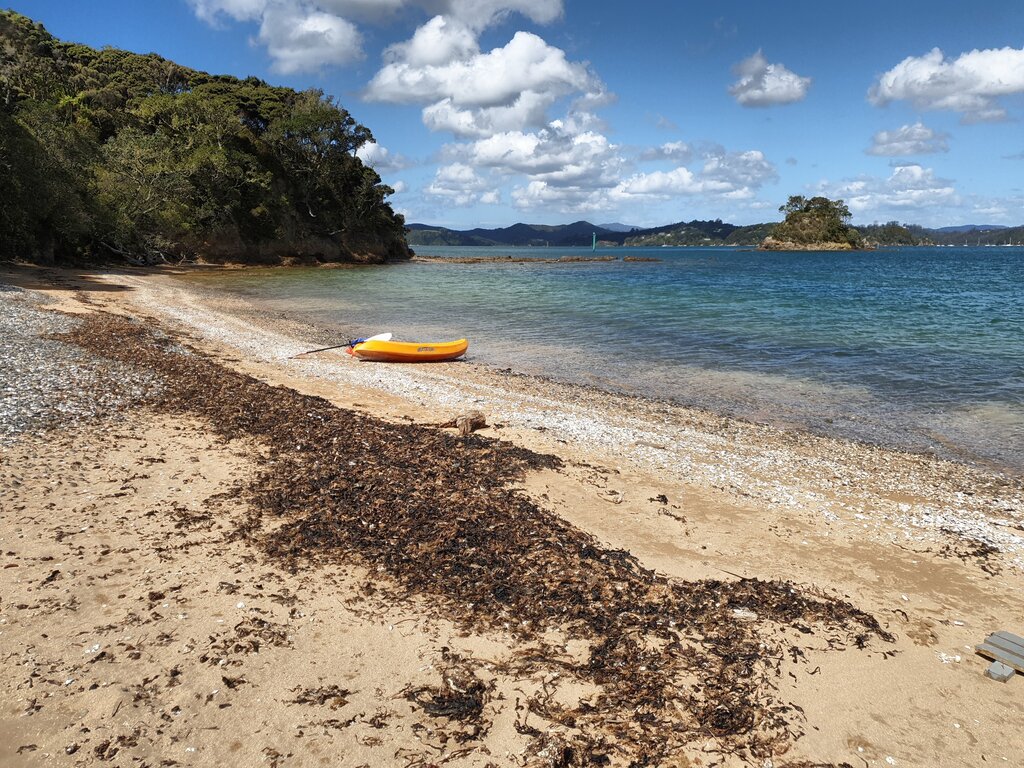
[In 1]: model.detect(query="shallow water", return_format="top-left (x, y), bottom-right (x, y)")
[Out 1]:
top-left (186, 245), bottom-right (1024, 473)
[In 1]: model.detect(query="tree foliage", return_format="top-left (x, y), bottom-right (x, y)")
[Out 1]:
top-left (770, 195), bottom-right (863, 248)
top-left (857, 221), bottom-right (924, 247)
top-left (0, 10), bottom-right (410, 264)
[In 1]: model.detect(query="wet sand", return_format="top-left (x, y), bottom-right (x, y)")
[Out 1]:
top-left (1, 264), bottom-right (1023, 767)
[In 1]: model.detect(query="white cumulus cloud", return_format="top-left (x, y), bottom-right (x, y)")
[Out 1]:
top-left (366, 29), bottom-right (600, 111)
top-left (430, 0), bottom-right (563, 30)
top-left (614, 168), bottom-right (727, 197)
top-left (639, 141), bottom-right (692, 162)
top-left (510, 181), bottom-right (613, 213)
top-left (355, 141), bottom-right (410, 172)
top-left (421, 92), bottom-right (555, 137)
top-left (701, 149), bottom-right (778, 188)
top-left (866, 122), bottom-right (949, 156)
top-left (257, 5), bottom-right (363, 73)
top-left (425, 162), bottom-right (493, 206)
top-left (189, 0), bottom-right (567, 75)
top-left (188, 0), bottom-right (267, 23)
top-left (820, 164), bottom-right (958, 219)
top-left (430, 117), bottom-right (628, 213)
top-left (729, 50), bottom-right (811, 107)
top-left (870, 46), bottom-right (1024, 122)
top-left (365, 18), bottom-right (609, 139)
top-left (462, 121), bottom-right (622, 187)
top-left (500, 141), bottom-right (779, 214)
top-left (614, 148), bottom-right (777, 202)
top-left (384, 15), bottom-right (477, 67)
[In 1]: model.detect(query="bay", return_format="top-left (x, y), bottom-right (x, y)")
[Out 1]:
top-left (186, 245), bottom-right (1024, 473)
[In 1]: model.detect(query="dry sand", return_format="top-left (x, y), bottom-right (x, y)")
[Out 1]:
top-left (1, 264), bottom-right (1022, 767)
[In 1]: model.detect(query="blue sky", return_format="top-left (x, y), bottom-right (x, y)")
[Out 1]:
top-left (13, 0), bottom-right (1024, 228)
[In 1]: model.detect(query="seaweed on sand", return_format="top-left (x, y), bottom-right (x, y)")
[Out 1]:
top-left (289, 685), bottom-right (351, 709)
top-left (938, 527), bottom-right (1002, 575)
top-left (403, 652), bottom-right (494, 745)
top-left (64, 313), bottom-right (894, 766)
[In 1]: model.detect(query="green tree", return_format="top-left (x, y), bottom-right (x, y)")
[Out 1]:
top-left (0, 9), bottom-right (411, 265)
top-left (771, 195), bottom-right (862, 247)
top-left (93, 127), bottom-right (190, 258)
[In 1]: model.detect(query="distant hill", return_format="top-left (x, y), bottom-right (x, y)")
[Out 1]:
top-left (933, 225), bottom-right (1008, 233)
top-left (407, 219), bottom-right (773, 247)
top-left (404, 224), bottom-right (494, 246)
top-left (462, 220), bottom-right (609, 247)
top-left (408, 219), bottom-right (1024, 249)
top-left (858, 222), bottom-right (925, 246)
top-left (924, 225), bottom-right (1024, 246)
top-left (407, 221), bottom-right (618, 247)
top-left (622, 220), bottom-right (774, 247)
top-left (598, 222), bottom-right (641, 233)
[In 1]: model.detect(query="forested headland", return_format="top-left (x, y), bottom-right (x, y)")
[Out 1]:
top-left (0, 11), bottom-right (411, 266)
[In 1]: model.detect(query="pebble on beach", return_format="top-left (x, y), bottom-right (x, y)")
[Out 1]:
top-left (0, 285), bottom-right (159, 446)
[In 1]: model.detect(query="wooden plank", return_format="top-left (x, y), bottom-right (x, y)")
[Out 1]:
top-left (987, 661), bottom-right (1016, 682)
top-left (976, 642), bottom-right (1024, 674)
top-left (975, 644), bottom-right (1023, 671)
top-left (992, 631), bottom-right (1024, 654)
top-left (986, 634), bottom-right (1024, 661)
top-left (978, 640), bottom-right (1024, 662)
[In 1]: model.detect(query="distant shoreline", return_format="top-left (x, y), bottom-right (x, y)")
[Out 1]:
top-left (407, 219), bottom-right (1024, 250)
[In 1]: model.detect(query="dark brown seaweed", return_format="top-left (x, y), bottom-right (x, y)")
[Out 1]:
top-left (63, 313), bottom-right (895, 766)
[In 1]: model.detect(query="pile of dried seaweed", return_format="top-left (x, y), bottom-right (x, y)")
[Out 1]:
top-left (64, 313), bottom-right (893, 766)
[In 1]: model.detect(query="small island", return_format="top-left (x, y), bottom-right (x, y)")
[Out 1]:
top-left (760, 195), bottom-right (864, 251)
top-left (758, 196), bottom-right (925, 250)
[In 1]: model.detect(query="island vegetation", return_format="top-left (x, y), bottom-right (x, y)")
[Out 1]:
top-left (760, 195), bottom-right (864, 250)
top-left (0, 11), bottom-right (410, 266)
top-left (857, 221), bottom-right (926, 247)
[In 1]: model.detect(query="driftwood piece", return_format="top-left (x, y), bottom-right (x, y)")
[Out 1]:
top-left (436, 410), bottom-right (487, 436)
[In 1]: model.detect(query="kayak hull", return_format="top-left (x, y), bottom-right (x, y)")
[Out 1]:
top-left (350, 338), bottom-right (468, 363)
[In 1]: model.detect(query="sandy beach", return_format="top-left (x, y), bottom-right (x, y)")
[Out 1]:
top-left (2, 264), bottom-right (1022, 768)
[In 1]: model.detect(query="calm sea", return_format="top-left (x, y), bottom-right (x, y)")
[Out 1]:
top-left (187, 246), bottom-right (1024, 473)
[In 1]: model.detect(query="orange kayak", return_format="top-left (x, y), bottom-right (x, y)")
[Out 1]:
top-left (349, 338), bottom-right (468, 363)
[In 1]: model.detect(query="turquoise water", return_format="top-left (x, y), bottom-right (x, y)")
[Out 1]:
top-left (188, 245), bottom-right (1024, 473)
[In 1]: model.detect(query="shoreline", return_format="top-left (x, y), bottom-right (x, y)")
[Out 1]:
top-left (179, 255), bottom-right (1024, 477)
top-left (2, 264), bottom-right (1024, 766)
top-left (5, 263), bottom-right (1023, 563)
top-left (267, 299), bottom-right (1019, 478)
